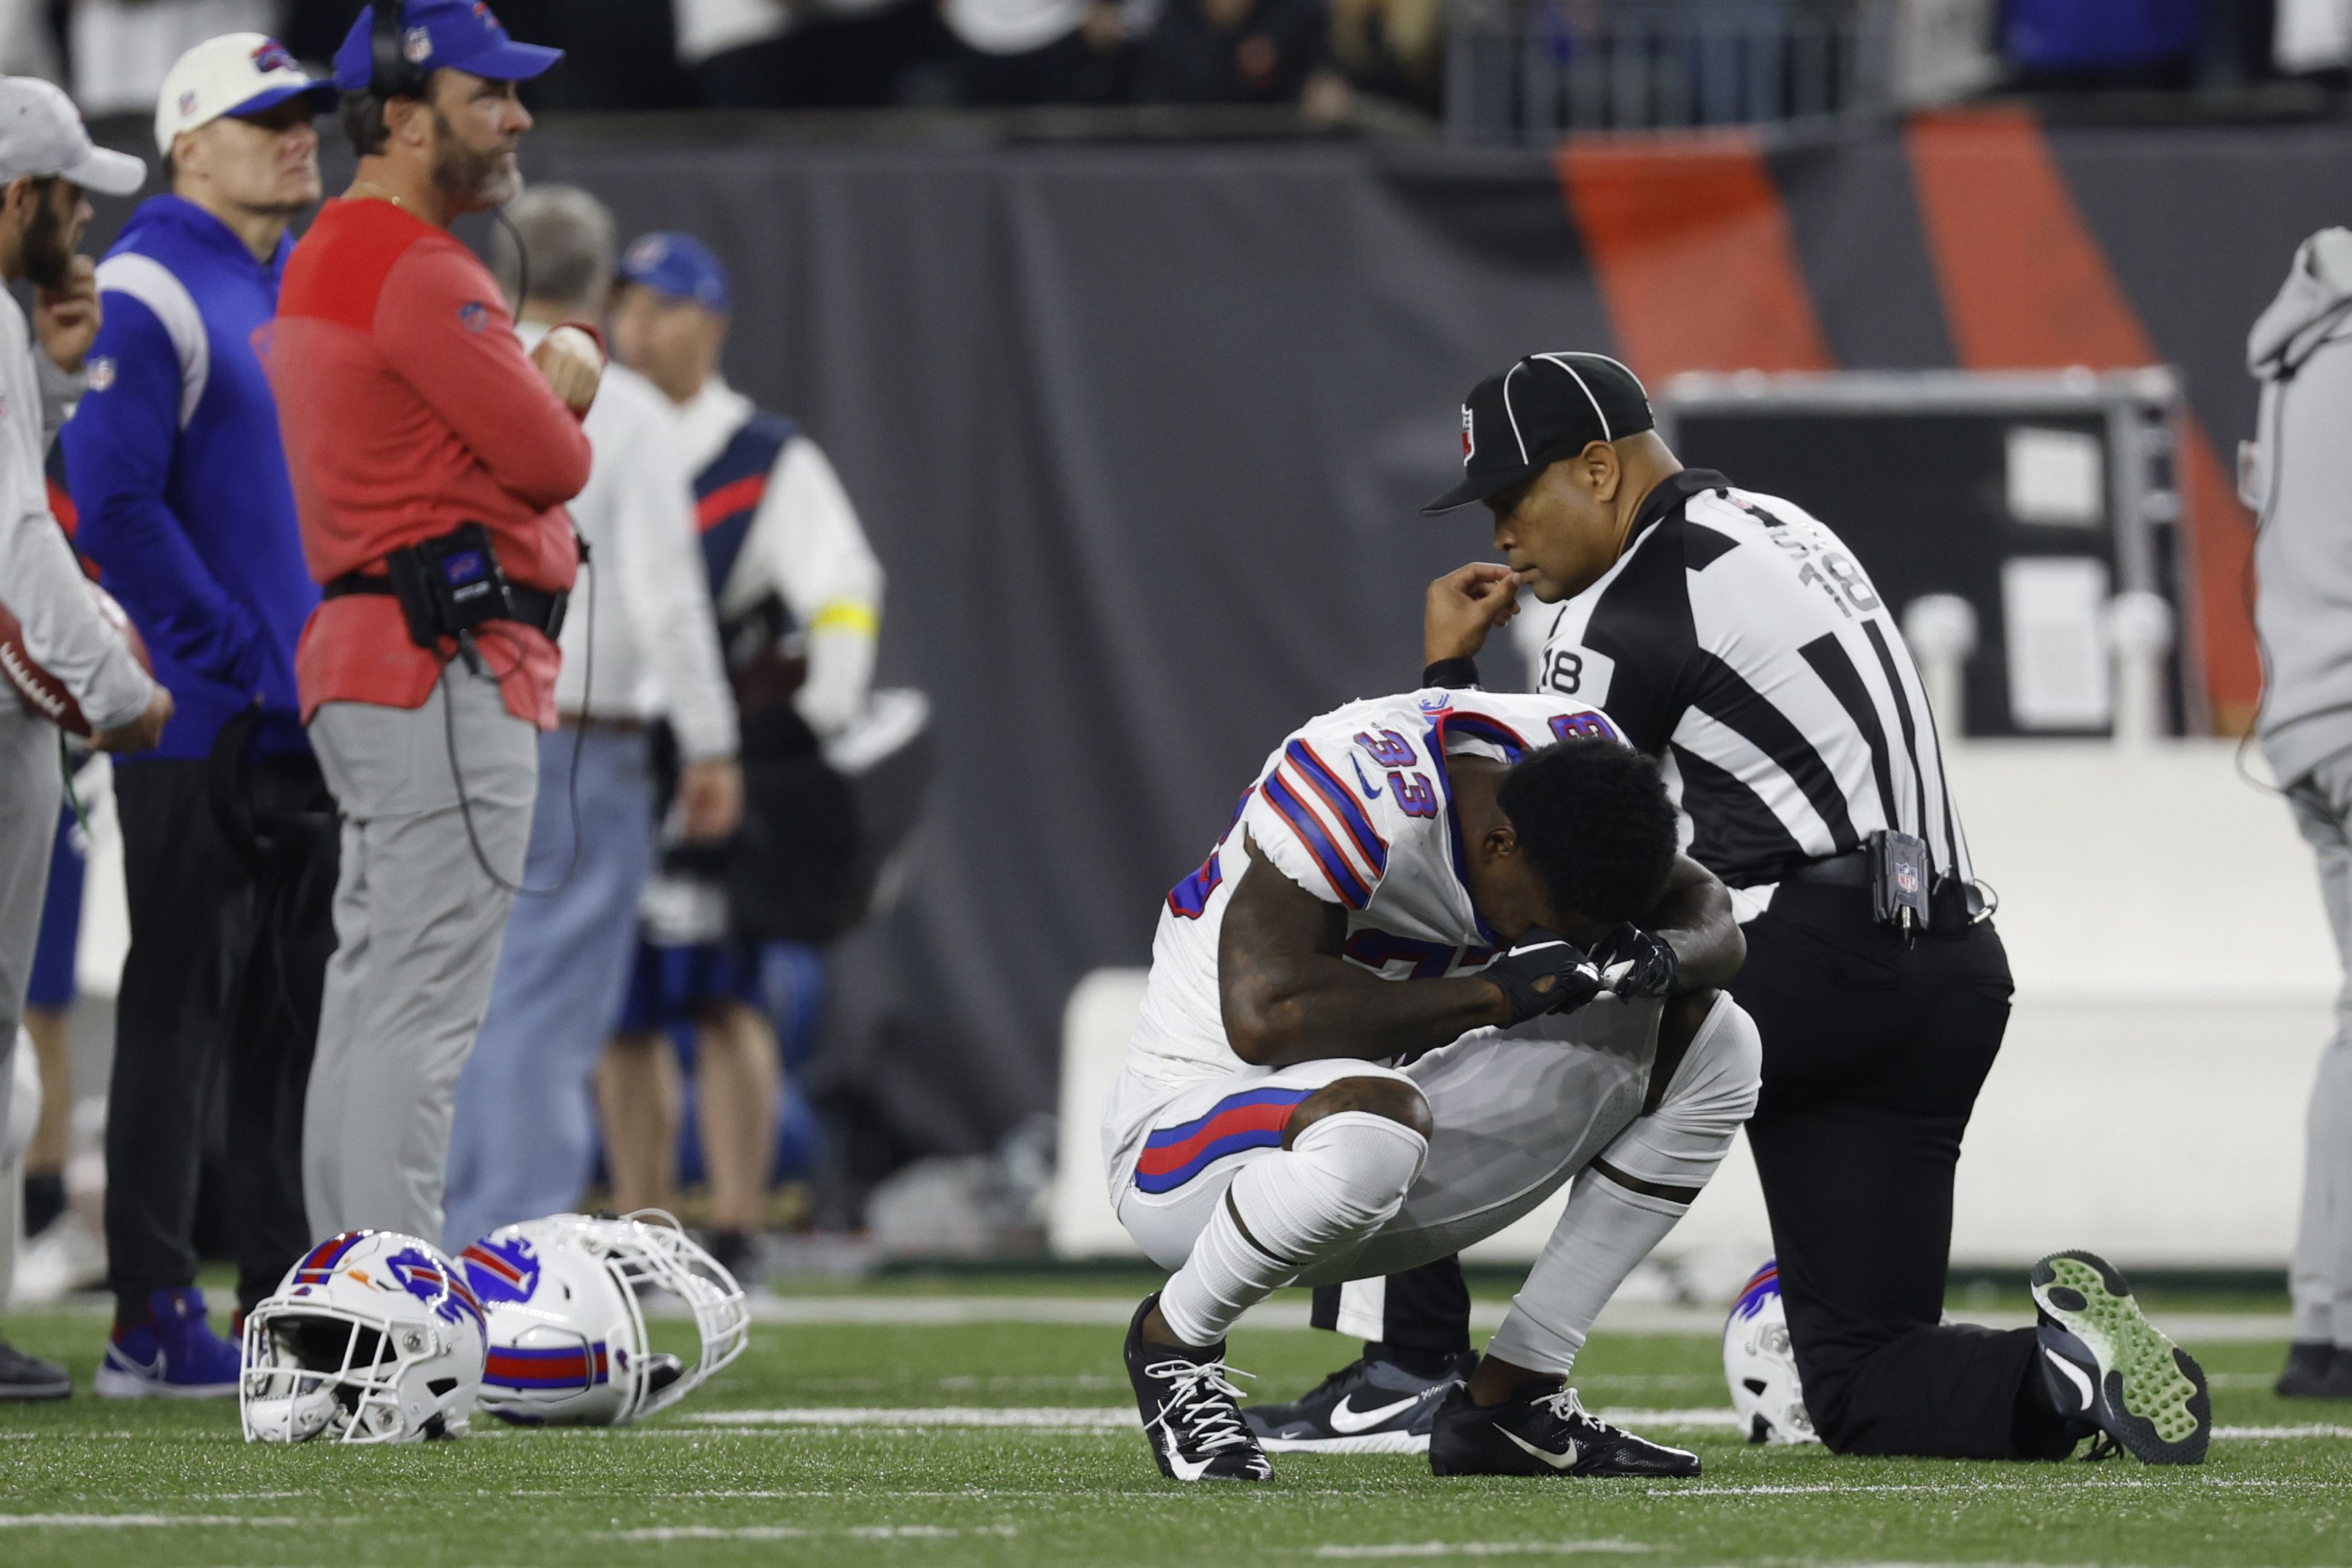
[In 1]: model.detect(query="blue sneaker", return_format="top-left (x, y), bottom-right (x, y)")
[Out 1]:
top-left (94, 1288), bottom-right (241, 1400)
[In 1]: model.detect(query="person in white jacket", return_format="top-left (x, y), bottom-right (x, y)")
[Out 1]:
top-left (2251, 227), bottom-right (2352, 1402)
top-left (594, 229), bottom-right (885, 1277)
top-left (0, 77), bottom-right (168, 1400)
top-left (439, 187), bottom-right (745, 1255)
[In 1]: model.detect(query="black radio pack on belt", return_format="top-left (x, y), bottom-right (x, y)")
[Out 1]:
top-left (1868, 829), bottom-right (1934, 937)
top-left (325, 523), bottom-right (574, 664)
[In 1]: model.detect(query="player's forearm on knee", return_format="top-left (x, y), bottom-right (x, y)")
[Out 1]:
top-left (1645, 857), bottom-right (1744, 990)
top-left (1223, 956), bottom-right (1509, 1066)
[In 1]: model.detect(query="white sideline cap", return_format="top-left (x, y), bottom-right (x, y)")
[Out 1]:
top-left (154, 34), bottom-right (338, 156)
top-left (0, 77), bottom-right (144, 196)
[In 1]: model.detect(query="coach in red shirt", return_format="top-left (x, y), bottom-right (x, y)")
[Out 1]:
top-left (265, 1), bottom-right (600, 1248)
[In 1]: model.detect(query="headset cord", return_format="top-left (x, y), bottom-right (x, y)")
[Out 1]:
top-left (441, 544), bottom-right (595, 899)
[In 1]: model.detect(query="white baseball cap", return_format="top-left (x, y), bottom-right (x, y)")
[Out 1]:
top-left (155, 34), bottom-right (339, 156)
top-left (0, 77), bottom-right (145, 197)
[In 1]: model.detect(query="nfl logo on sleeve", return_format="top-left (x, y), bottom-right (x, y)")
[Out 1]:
top-left (1460, 405), bottom-right (1475, 464)
top-left (87, 357), bottom-right (115, 392)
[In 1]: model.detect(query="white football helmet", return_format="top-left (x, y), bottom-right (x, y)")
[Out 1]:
top-left (1723, 1258), bottom-right (1820, 1445)
top-left (458, 1211), bottom-right (749, 1426)
top-left (241, 1230), bottom-right (488, 1444)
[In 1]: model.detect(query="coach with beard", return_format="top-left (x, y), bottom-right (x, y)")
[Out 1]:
top-left (265, 1), bottom-right (601, 1246)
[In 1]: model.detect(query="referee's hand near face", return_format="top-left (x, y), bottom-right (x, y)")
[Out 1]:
top-left (1268, 353), bottom-right (2165, 1466)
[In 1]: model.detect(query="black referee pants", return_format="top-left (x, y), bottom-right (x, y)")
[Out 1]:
top-left (106, 752), bottom-right (336, 1324)
top-left (1313, 881), bottom-right (2074, 1460)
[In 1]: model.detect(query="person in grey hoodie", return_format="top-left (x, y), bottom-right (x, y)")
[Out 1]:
top-left (2250, 226), bottom-right (2352, 1400)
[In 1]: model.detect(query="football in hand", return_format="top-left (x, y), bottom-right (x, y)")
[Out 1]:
top-left (0, 579), bottom-right (152, 737)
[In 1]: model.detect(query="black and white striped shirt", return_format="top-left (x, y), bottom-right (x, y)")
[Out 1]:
top-left (1535, 469), bottom-right (1973, 893)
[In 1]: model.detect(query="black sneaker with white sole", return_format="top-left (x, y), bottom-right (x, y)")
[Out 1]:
top-left (2030, 1249), bottom-right (2211, 1465)
top-left (1243, 1351), bottom-right (1475, 1453)
top-left (0, 1338), bottom-right (71, 1401)
top-left (1427, 1381), bottom-right (1701, 1478)
top-left (1123, 1295), bottom-right (1273, 1482)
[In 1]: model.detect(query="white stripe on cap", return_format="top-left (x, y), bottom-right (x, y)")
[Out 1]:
top-left (1533, 352), bottom-right (1610, 442)
top-left (1499, 360), bottom-right (1531, 462)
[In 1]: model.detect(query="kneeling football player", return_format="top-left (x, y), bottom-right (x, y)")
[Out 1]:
top-left (1108, 688), bottom-right (1760, 1481)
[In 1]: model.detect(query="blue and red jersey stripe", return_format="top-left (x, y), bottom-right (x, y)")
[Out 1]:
top-left (1133, 1086), bottom-right (1313, 1194)
top-left (1260, 773), bottom-right (1371, 908)
top-left (1285, 742), bottom-right (1388, 877)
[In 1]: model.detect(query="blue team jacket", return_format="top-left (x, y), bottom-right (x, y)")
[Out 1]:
top-left (61, 195), bottom-right (318, 760)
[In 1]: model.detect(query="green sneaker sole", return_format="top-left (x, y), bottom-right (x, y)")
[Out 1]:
top-left (2030, 1250), bottom-right (2211, 1465)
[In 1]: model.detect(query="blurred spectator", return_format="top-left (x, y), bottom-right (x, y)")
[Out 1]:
top-left (61, 33), bottom-right (341, 1397)
top-left (2274, 0), bottom-right (2348, 76)
top-left (69, 1), bottom-right (282, 116)
top-left (675, 0), bottom-right (946, 108)
top-left (599, 231), bottom-right (883, 1276)
top-left (944, 0), bottom-right (1150, 103)
top-left (1324, 0), bottom-right (1442, 110)
top-left (675, 0), bottom-right (793, 105)
top-left (440, 186), bottom-right (742, 1255)
top-left (2003, 0), bottom-right (2200, 88)
top-left (488, 0), bottom-right (696, 110)
top-left (18, 799), bottom-right (84, 1243)
top-left (1138, 0), bottom-right (1328, 102)
top-left (0, 0), bottom-right (64, 81)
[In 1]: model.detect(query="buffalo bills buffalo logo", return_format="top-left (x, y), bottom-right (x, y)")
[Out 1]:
top-left (386, 1247), bottom-right (486, 1330)
top-left (459, 1236), bottom-right (542, 1307)
top-left (251, 39), bottom-right (298, 74)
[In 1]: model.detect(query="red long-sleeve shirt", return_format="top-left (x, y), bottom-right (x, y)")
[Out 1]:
top-left (265, 197), bottom-right (589, 727)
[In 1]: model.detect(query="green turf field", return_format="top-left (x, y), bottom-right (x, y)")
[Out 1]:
top-left (1, 1274), bottom-right (2347, 1567)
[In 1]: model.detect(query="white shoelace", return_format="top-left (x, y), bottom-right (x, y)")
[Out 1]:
top-left (1144, 1357), bottom-right (1258, 1453)
top-left (1532, 1386), bottom-right (1599, 1428)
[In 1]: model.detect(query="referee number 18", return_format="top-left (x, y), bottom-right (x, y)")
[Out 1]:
top-left (1799, 551), bottom-right (1881, 616)
top-left (1545, 650), bottom-right (1584, 694)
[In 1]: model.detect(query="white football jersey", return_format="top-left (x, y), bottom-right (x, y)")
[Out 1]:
top-left (1122, 687), bottom-right (1628, 1096)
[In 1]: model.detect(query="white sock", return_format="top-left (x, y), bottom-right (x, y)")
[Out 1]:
top-left (1160, 1111), bottom-right (1427, 1348)
top-left (1483, 999), bottom-right (1762, 1378)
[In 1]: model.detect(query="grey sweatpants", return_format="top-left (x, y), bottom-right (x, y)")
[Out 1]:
top-left (304, 662), bottom-right (535, 1248)
top-left (2289, 748), bottom-right (2352, 1348)
top-left (0, 705), bottom-right (61, 1302)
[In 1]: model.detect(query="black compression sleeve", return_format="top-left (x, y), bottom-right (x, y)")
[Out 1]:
top-left (1422, 656), bottom-right (1481, 690)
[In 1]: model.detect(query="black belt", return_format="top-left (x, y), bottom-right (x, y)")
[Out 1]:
top-left (324, 572), bottom-right (567, 637)
top-left (1779, 850), bottom-right (1987, 928)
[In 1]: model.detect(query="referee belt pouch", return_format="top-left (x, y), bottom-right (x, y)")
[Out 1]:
top-left (1783, 831), bottom-right (1982, 936)
top-left (324, 522), bottom-right (568, 650)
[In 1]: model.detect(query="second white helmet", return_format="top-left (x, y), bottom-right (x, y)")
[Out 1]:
top-left (458, 1211), bottom-right (749, 1427)
top-left (1723, 1258), bottom-right (1820, 1445)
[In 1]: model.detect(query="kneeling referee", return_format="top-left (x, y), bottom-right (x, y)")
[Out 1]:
top-left (1246, 352), bottom-right (2213, 1467)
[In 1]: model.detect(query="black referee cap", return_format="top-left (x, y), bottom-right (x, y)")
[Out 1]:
top-left (1422, 352), bottom-right (1655, 514)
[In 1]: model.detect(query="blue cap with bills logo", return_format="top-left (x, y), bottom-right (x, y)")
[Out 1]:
top-left (333, 1), bottom-right (563, 93)
top-left (618, 232), bottom-right (731, 314)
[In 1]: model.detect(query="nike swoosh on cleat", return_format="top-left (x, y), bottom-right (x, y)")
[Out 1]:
top-left (1327, 1394), bottom-right (1422, 1434)
top-left (108, 1348), bottom-right (166, 1379)
top-left (1498, 1425), bottom-right (1580, 1471)
top-left (1161, 1431), bottom-right (1216, 1481)
top-left (2044, 1347), bottom-right (2096, 1413)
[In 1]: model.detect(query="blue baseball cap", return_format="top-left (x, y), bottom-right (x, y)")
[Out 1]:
top-left (618, 231), bottom-right (731, 314)
top-left (333, 1), bottom-right (563, 93)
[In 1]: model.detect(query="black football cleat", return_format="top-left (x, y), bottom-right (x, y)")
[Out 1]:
top-left (1123, 1295), bottom-right (1272, 1482)
top-left (1243, 1350), bottom-right (1475, 1453)
top-left (1427, 1379), bottom-right (1700, 1478)
top-left (2275, 1342), bottom-right (2352, 1400)
top-left (2030, 1250), bottom-right (2211, 1464)
top-left (0, 1338), bottom-right (71, 1401)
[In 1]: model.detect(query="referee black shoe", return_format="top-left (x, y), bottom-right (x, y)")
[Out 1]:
top-left (1427, 1380), bottom-right (1700, 1478)
top-left (1123, 1295), bottom-right (1272, 1482)
top-left (0, 1337), bottom-right (71, 1401)
top-left (2030, 1250), bottom-right (2211, 1465)
top-left (1243, 1350), bottom-right (1474, 1453)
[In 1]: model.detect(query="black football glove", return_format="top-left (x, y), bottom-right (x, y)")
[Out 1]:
top-left (1483, 930), bottom-right (1606, 1025)
top-left (1593, 923), bottom-right (1679, 1001)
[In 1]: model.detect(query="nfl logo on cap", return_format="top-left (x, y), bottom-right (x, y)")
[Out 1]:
top-left (404, 26), bottom-right (432, 62)
top-left (1460, 405), bottom-right (1475, 464)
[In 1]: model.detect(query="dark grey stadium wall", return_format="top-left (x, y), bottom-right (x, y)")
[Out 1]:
top-left (505, 123), bottom-right (2352, 1160)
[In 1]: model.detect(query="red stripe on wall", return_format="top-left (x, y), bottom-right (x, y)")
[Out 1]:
top-left (1557, 131), bottom-right (1833, 382)
top-left (1904, 107), bottom-right (2259, 725)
